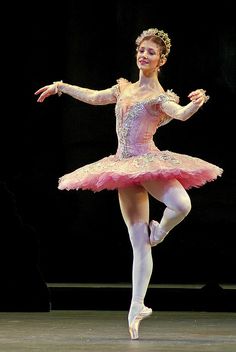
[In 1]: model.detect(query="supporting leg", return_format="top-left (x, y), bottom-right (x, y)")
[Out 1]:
top-left (118, 186), bottom-right (153, 339)
top-left (128, 221), bottom-right (153, 340)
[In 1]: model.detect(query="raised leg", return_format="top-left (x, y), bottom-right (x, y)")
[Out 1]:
top-left (142, 178), bottom-right (191, 246)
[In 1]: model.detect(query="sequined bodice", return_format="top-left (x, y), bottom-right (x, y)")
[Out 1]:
top-left (115, 95), bottom-right (164, 159)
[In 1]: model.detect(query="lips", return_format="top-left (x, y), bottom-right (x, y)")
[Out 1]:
top-left (139, 60), bottom-right (149, 65)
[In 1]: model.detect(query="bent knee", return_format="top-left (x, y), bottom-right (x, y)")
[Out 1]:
top-left (176, 195), bottom-right (191, 216)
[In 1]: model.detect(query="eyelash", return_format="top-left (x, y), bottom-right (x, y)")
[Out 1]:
top-left (138, 49), bottom-right (155, 55)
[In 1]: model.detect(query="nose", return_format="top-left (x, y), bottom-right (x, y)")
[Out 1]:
top-left (141, 50), bottom-right (148, 58)
top-left (142, 54), bottom-right (148, 59)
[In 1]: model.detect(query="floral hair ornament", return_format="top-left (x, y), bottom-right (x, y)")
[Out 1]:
top-left (136, 28), bottom-right (171, 58)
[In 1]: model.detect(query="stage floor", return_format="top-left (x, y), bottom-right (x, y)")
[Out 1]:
top-left (0, 310), bottom-right (235, 351)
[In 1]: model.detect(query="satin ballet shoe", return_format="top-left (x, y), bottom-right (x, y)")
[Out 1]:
top-left (149, 220), bottom-right (168, 247)
top-left (129, 306), bottom-right (152, 340)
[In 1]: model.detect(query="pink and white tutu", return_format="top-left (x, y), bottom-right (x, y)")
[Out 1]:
top-left (58, 150), bottom-right (222, 192)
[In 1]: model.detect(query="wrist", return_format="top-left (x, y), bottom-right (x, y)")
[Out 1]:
top-left (53, 80), bottom-right (63, 96)
top-left (200, 89), bottom-right (210, 104)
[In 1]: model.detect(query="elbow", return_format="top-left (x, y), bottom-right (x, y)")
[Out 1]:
top-left (174, 112), bottom-right (188, 121)
top-left (175, 109), bottom-right (194, 121)
top-left (87, 92), bottom-right (103, 105)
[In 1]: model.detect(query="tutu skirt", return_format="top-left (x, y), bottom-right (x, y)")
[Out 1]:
top-left (58, 150), bottom-right (223, 192)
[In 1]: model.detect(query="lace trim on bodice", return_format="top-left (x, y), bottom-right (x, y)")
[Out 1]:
top-left (145, 90), bottom-right (180, 126)
top-left (112, 78), bottom-right (130, 98)
top-left (114, 78), bottom-right (179, 126)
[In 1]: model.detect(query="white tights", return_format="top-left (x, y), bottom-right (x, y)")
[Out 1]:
top-left (118, 178), bottom-right (191, 320)
top-left (127, 222), bottom-right (153, 324)
top-left (143, 178), bottom-right (191, 240)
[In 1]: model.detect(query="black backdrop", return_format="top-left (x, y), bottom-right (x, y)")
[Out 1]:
top-left (2, 1), bottom-right (235, 288)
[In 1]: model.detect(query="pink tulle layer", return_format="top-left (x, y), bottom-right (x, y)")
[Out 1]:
top-left (58, 150), bottom-right (223, 192)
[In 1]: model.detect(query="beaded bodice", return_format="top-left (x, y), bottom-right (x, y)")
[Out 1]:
top-left (115, 82), bottom-right (178, 159)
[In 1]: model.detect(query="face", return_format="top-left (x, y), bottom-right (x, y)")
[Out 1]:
top-left (136, 39), bottom-right (165, 73)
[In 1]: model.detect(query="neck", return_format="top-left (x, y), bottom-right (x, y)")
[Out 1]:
top-left (137, 70), bottom-right (160, 90)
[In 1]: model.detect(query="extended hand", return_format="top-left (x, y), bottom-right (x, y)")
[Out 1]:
top-left (188, 89), bottom-right (210, 107)
top-left (34, 83), bottom-right (58, 103)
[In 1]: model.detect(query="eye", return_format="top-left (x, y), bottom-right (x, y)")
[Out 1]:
top-left (138, 48), bottom-right (145, 53)
top-left (148, 50), bottom-right (156, 55)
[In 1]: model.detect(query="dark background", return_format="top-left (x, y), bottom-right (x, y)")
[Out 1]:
top-left (2, 1), bottom-right (235, 297)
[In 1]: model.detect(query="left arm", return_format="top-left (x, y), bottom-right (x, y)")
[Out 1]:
top-left (161, 89), bottom-right (209, 121)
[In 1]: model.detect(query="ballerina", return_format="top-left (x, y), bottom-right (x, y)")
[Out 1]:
top-left (35, 27), bottom-right (223, 339)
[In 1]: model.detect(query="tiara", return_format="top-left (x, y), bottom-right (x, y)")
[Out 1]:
top-left (135, 28), bottom-right (171, 57)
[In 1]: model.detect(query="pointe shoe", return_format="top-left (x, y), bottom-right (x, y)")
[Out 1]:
top-left (149, 220), bottom-right (167, 247)
top-left (129, 306), bottom-right (152, 340)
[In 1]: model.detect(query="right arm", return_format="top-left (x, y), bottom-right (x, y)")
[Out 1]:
top-left (34, 81), bottom-right (117, 105)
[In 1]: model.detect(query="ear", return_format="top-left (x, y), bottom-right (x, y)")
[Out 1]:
top-left (160, 56), bottom-right (167, 67)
